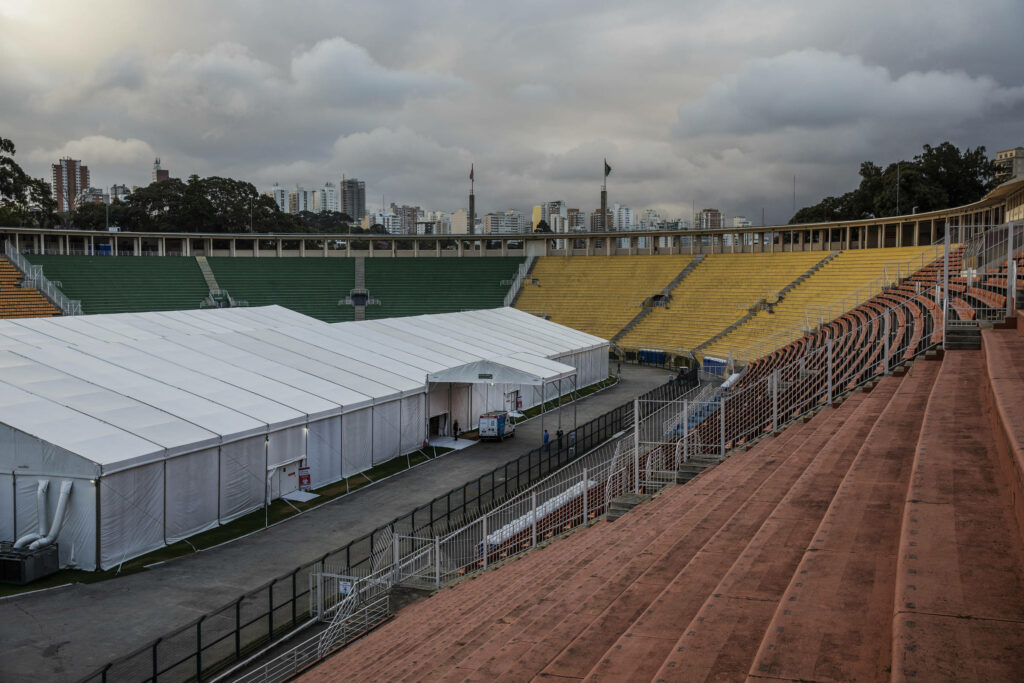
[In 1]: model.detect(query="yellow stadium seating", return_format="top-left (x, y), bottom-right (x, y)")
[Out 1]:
top-left (702, 245), bottom-right (942, 361)
top-left (618, 252), bottom-right (826, 353)
top-left (514, 255), bottom-right (694, 340)
top-left (0, 258), bottom-right (61, 319)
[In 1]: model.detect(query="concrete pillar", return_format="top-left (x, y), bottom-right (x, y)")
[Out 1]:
top-left (275, 238), bottom-right (282, 257)
top-left (299, 240), bottom-right (305, 257)
top-left (799, 230), bottom-right (805, 251)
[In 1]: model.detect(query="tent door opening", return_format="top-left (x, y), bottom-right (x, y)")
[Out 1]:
top-left (429, 414), bottom-right (448, 437)
top-left (504, 390), bottom-right (522, 413)
top-left (270, 462), bottom-right (301, 500)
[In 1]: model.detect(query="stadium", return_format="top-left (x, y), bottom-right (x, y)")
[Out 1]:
top-left (1, 178), bottom-right (1023, 683)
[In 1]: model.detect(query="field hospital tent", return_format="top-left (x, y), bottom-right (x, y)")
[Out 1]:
top-left (0, 306), bottom-right (608, 570)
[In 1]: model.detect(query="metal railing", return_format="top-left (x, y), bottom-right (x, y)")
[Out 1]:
top-left (503, 255), bottom-right (537, 307)
top-left (3, 241), bottom-right (83, 315)
top-left (79, 377), bottom-right (690, 683)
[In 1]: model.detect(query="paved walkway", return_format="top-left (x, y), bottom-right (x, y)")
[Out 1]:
top-left (0, 365), bottom-right (672, 683)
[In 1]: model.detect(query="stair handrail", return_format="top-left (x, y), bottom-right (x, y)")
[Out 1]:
top-left (503, 255), bottom-right (537, 308)
top-left (3, 241), bottom-right (82, 316)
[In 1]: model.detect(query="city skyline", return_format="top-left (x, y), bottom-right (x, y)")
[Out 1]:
top-left (3, 1), bottom-right (1023, 224)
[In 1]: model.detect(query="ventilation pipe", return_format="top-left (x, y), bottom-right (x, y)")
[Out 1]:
top-left (28, 480), bottom-right (73, 551)
top-left (13, 480), bottom-right (50, 548)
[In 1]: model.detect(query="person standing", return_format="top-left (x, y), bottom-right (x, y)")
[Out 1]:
top-left (543, 429), bottom-right (550, 453)
top-left (453, 419), bottom-right (460, 441)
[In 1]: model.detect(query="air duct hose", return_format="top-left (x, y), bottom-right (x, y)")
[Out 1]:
top-left (13, 480), bottom-right (49, 549)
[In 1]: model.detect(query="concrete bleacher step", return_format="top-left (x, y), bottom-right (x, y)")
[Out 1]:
top-left (605, 493), bottom-right (652, 521)
top-left (945, 325), bottom-right (982, 350)
top-left (746, 362), bottom-right (938, 682)
top-left (490, 420), bottom-right (823, 681)
top-left (428, 436), bottom-right (815, 681)
top-left (336, 458), bottom-right (748, 680)
top-left (890, 349), bottom-right (1024, 682)
top-left (591, 380), bottom-right (898, 682)
top-left (541, 399), bottom-right (871, 681)
top-left (343, 416), bottom-right (818, 681)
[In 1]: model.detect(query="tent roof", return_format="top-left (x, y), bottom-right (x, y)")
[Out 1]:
top-left (427, 353), bottom-right (576, 385)
top-left (0, 306), bottom-right (608, 471)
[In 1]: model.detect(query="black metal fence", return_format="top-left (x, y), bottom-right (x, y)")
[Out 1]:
top-left (81, 377), bottom-right (689, 683)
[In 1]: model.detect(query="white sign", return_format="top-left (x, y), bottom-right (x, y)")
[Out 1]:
top-left (338, 581), bottom-right (352, 595)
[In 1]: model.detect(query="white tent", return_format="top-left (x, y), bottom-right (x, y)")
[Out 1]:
top-left (0, 306), bottom-right (608, 570)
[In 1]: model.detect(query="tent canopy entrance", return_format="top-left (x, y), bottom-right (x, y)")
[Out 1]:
top-left (426, 353), bottom-right (579, 437)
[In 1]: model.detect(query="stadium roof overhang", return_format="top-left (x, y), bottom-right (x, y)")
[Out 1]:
top-left (426, 353), bottom-right (576, 386)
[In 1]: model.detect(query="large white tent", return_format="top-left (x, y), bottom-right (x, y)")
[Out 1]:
top-left (0, 306), bottom-right (607, 570)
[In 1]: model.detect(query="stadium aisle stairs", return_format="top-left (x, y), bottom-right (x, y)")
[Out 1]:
top-left (305, 372), bottom-right (922, 683)
top-left (514, 255), bottom-right (693, 340)
top-left (889, 343), bottom-right (1024, 682)
top-left (364, 257), bottom-right (523, 319)
top-left (744, 360), bottom-right (939, 682)
top-left (0, 258), bottom-right (60, 318)
top-left (24, 254), bottom-right (208, 314)
top-left (619, 252), bottom-right (825, 354)
top-left (206, 257), bottom-right (356, 322)
top-left (704, 246), bottom-right (940, 363)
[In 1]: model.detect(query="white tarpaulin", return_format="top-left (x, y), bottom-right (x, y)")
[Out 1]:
top-left (0, 305), bottom-right (609, 569)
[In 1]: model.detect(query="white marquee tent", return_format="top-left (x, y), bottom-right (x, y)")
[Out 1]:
top-left (0, 306), bottom-right (607, 570)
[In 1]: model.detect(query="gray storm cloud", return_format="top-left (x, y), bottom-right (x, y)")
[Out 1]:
top-left (2, 0), bottom-right (1023, 223)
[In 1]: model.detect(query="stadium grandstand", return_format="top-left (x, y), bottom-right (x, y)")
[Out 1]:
top-left (0, 178), bottom-right (1021, 682)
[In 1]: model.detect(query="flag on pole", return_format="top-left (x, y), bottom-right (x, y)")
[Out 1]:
top-left (604, 159), bottom-right (611, 177)
top-left (470, 164), bottom-right (474, 182)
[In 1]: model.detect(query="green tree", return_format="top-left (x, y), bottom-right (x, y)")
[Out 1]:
top-left (790, 142), bottom-right (999, 224)
top-left (0, 136), bottom-right (58, 227)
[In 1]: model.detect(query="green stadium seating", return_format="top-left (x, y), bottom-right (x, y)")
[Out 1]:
top-left (24, 255), bottom-right (209, 315)
top-left (206, 257), bottom-right (356, 322)
top-left (363, 257), bottom-right (524, 319)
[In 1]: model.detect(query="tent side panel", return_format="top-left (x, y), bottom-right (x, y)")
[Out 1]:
top-left (306, 417), bottom-right (342, 488)
top-left (165, 449), bottom-right (220, 543)
top-left (100, 464), bottom-right (163, 570)
top-left (341, 408), bottom-right (373, 477)
top-left (268, 426), bottom-right (305, 470)
top-left (0, 473), bottom-right (12, 544)
top-left (219, 438), bottom-right (265, 523)
top-left (371, 401), bottom-right (401, 465)
top-left (400, 395), bottom-right (425, 454)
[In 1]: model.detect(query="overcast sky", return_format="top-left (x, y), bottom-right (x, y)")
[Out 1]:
top-left (2, 0), bottom-right (1023, 224)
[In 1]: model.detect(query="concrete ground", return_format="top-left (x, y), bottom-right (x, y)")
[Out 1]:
top-left (0, 365), bottom-right (671, 683)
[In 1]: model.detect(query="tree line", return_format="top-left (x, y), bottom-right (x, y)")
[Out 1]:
top-left (1, 135), bottom-right (363, 233)
top-left (789, 142), bottom-right (999, 224)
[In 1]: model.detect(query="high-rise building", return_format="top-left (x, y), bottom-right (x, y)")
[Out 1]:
top-left (51, 157), bottom-right (89, 212)
top-left (152, 158), bottom-right (170, 183)
top-left (732, 216), bottom-right (752, 228)
top-left (391, 204), bottom-right (420, 234)
top-left (314, 183), bottom-right (340, 213)
top-left (110, 184), bottom-right (131, 202)
top-left (363, 211), bottom-right (401, 234)
top-left (450, 208), bottom-right (469, 235)
top-left (567, 208), bottom-right (585, 231)
top-left (589, 208), bottom-right (613, 231)
top-left (484, 210), bottom-right (526, 234)
top-left (289, 186), bottom-right (315, 214)
top-left (267, 184), bottom-right (289, 212)
top-left (340, 176), bottom-right (366, 220)
top-left (695, 208), bottom-right (723, 229)
top-left (613, 203), bottom-right (635, 231)
top-left (996, 147), bottom-right (1024, 183)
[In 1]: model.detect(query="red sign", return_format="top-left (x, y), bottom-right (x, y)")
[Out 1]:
top-left (298, 466), bottom-right (312, 491)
